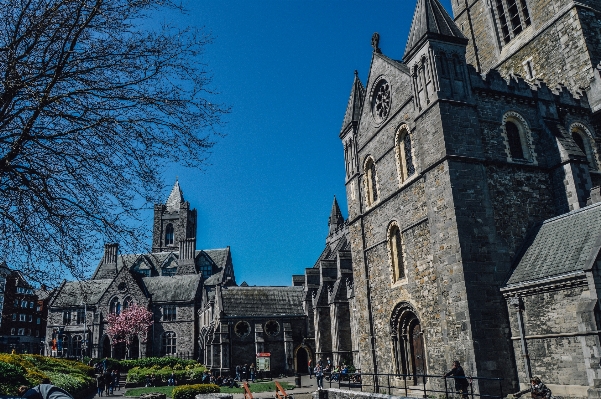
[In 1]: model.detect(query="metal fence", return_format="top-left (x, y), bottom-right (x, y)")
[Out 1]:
top-left (322, 372), bottom-right (505, 399)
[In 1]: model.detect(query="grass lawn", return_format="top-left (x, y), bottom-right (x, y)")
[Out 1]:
top-left (125, 386), bottom-right (175, 397)
top-left (125, 381), bottom-right (295, 397)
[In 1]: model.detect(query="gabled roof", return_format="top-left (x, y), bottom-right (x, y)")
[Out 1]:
top-left (166, 180), bottom-right (184, 211)
top-left (340, 71), bottom-right (365, 134)
top-left (51, 279), bottom-right (113, 307)
top-left (142, 274), bottom-right (202, 302)
top-left (505, 202), bottom-right (601, 287)
top-left (220, 286), bottom-right (305, 317)
top-left (403, 0), bottom-right (467, 61)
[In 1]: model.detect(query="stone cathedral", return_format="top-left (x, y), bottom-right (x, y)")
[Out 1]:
top-left (339, 0), bottom-right (601, 397)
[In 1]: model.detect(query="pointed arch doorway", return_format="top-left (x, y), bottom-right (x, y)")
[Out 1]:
top-left (294, 345), bottom-right (311, 373)
top-left (390, 303), bottom-right (427, 385)
top-left (101, 336), bottom-right (111, 358)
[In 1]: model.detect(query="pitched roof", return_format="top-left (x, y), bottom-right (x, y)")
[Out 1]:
top-left (220, 286), bottom-right (305, 317)
top-left (52, 280), bottom-right (113, 307)
top-left (166, 180), bottom-right (185, 211)
top-left (403, 0), bottom-right (467, 61)
top-left (202, 249), bottom-right (229, 269)
top-left (505, 202), bottom-right (601, 287)
top-left (142, 275), bottom-right (202, 302)
top-left (340, 71), bottom-right (365, 134)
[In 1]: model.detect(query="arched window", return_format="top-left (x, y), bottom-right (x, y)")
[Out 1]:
top-left (388, 224), bottom-right (405, 282)
top-left (438, 52), bottom-right (448, 77)
top-left (502, 113), bottom-right (533, 162)
top-left (396, 126), bottom-right (415, 184)
top-left (165, 224), bottom-right (174, 246)
top-left (110, 298), bottom-right (121, 315)
top-left (162, 331), bottom-right (177, 355)
top-left (506, 121), bottom-right (524, 159)
top-left (571, 124), bottom-right (597, 170)
top-left (364, 157), bottom-right (378, 206)
top-left (123, 297), bottom-right (133, 310)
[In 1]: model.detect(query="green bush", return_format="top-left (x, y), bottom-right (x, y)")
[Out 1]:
top-left (119, 357), bottom-right (198, 371)
top-left (46, 372), bottom-right (89, 394)
top-left (126, 365), bottom-right (205, 384)
top-left (0, 361), bottom-right (28, 395)
top-left (172, 384), bottom-right (220, 399)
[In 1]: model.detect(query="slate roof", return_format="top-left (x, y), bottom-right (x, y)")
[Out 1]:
top-left (142, 274), bottom-right (202, 302)
top-left (52, 279), bottom-right (113, 307)
top-left (202, 249), bottom-right (229, 269)
top-left (505, 202), bottom-right (601, 287)
top-left (220, 286), bottom-right (305, 317)
top-left (404, 0), bottom-right (467, 61)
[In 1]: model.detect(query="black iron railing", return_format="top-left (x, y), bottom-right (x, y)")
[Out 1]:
top-left (322, 372), bottom-right (504, 399)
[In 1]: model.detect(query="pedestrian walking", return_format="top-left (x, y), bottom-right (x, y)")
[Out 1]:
top-left (249, 363), bottom-right (256, 382)
top-left (96, 374), bottom-right (104, 397)
top-left (315, 364), bottom-right (324, 390)
top-left (308, 359), bottom-right (313, 379)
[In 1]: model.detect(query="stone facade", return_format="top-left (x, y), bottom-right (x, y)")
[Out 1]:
top-left (293, 198), bottom-right (359, 368)
top-left (46, 182), bottom-right (235, 359)
top-left (339, 0), bottom-right (601, 396)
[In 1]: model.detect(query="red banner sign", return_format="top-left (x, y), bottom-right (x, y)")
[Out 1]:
top-left (256, 352), bottom-right (270, 357)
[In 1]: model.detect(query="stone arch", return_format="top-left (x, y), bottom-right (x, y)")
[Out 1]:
top-left (101, 334), bottom-right (111, 358)
top-left (570, 122), bottom-right (599, 170)
top-left (501, 111), bottom-right (537, 164)
top-left (294, 344), bottom-right (313, 374)
top-left (390, 302), bottom-right (427, 384)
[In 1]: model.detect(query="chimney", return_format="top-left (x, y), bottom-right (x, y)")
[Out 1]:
top-left (103, 243), bottom-right (119, 266)
top-left (177, 238), bottom-right (196, 275)
top-left (587, 187), bottom-right (601, 205)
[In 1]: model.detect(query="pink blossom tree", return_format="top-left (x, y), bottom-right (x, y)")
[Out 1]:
top-left (107, 303), bottom-right (153, 359)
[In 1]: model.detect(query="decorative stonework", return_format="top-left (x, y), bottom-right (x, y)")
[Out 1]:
top-left (371, 78), bottom-right (391, 124)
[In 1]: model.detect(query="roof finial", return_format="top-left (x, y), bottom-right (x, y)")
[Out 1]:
top-left (371, 32), bottom-right (381, 54)
top-left (354, 70), bottom-right (359, 77)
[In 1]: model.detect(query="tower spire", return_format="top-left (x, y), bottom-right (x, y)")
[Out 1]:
top-left (403, 0), bottom-right (467, 62)
top-left (166, 179), bottom-right (184, 211)
top-left (340, 71), bottom-right (365, 134)
top-left (328, 196), bottom-right (344, 235)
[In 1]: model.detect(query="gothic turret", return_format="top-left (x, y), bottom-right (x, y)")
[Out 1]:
top-left (328, 196), bottom-right (344, 236)
top-left (152, 180), bottom-right (197, 253)
top-left (403, 0), bottom-right (470, 107)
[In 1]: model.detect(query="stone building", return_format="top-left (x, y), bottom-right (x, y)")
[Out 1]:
top-left (502, 197), bottom-right (601, 397)
top-left (46, 181), bottom-right (236, 359)
top-left (293, 198), bottom-right (359, 368)
top-left (339, 0), bottom-right (601, 396)
top-left (198, 284), bottom-right (308, 376)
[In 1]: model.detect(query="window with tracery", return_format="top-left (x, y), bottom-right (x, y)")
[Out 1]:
top-left (389, 224), bottom-right (405, 282)
top-left (110, 298), bottom-right (121, 315)
top-left (235, 321), bottom-right (251, 337)
top-left (165, 224), bottom-right (174, 245)
top-left (162, 331), bottom-right (177, 355)
top-left (72, 335), bottom-right (83, 357)
top-left (494, 0), bottom-right (531, 45)
top-left (372, 79), bottom-right (391, 123)
top-left (265, 320), bottom-right (280, 336)
top-left (364, 158), bottom-right (378, 206)
top-left (123, 297), bottom-right (133, 310)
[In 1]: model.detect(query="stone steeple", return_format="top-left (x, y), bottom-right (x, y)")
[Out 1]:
top-left (166, 180), bottom-right (184, 211)
top-left (403, 0), bottom-right (467, 62)
top-left (328, 196), bottom-right (344, 236)
top-left (340, 71), bottom-right (365, 135)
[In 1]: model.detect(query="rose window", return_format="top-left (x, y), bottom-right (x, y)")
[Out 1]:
top-left (372, 80), bottom-right (391, 123)
top-left (235, 321), bottom-right (251, 337)
top-left (265, 320), bottom-right (280, 336)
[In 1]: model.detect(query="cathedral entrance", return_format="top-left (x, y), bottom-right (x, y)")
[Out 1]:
top-left (114, 341), bottom-right (126, 359)
top-left (295, 346), bottom-right (309, 373)
top-left (101, 336), bottom-right (111, 358)
top-left (130, 336), bottom-right (139, 359)
top-left (390, 303), bottom-right (427, 385)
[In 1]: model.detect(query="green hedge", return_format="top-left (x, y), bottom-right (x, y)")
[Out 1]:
top-left (172, 384), bottom-right (220, 399)
top-left (126, 365), bottom-right (206, 384)
top-left (0, 354), bottom-right (94, 395)
top-left (89, 357), bottom-right (199, 371)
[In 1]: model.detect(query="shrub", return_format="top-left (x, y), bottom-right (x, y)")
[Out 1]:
top-left (47, 372), bottom-right (89, 393)
top-left (119, 357), bottom-right (198, 371)
top-left (126, 365), bottom-right (205, 384)
top-left (0, 361), bottom-right (28, 395)
top-left (172, 384), bottom-right (220, 399)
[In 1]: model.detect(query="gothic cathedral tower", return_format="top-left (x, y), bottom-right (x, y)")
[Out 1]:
top-left (152, 180), bottom-right (197, 253)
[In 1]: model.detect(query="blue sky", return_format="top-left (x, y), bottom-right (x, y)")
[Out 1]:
top-left (154, 0), bottom-right (453, 286)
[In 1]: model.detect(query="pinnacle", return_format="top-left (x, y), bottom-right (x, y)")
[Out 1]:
top-left (166, 179), bottom-right (184, 211)
top-left (328, 196), bottom-right (344, 234)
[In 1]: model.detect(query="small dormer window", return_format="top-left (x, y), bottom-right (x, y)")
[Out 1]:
top-left (165, 224), bottom-right (174, 246)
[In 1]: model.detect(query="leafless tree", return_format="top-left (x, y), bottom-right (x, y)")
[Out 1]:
top-left (0, 0), bottom-right (227, 284)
